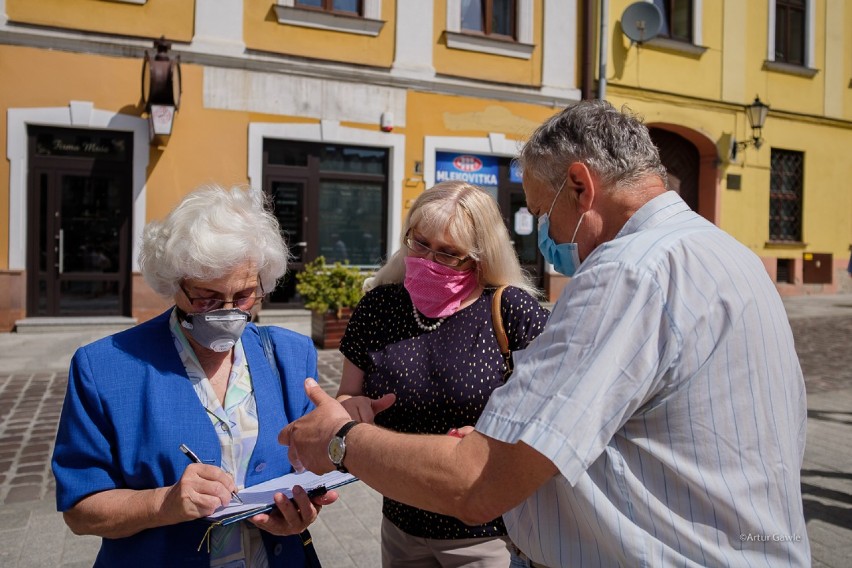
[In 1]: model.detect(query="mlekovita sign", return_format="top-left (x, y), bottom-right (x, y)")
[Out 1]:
top-left (435, 152), bottom-right (498, 188)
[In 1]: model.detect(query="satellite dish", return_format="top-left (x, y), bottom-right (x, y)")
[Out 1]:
top-left (621, 1), bottom-right (662, 43)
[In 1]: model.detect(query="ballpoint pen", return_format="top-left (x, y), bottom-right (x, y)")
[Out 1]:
top-left (179, 443), bottom-right (244, 504)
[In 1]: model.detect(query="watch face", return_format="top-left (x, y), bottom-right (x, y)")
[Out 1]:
top-left (328, 437), bottom-right (346, 465)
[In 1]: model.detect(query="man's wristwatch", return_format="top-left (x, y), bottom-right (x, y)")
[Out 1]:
top-left (327, 420), bottom-right (359, 473)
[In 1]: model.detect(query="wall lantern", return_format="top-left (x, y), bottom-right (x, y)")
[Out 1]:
top-left (731, 96), bottom-right (769, 161)
top-left (141, 37), bottom-right (182, 143)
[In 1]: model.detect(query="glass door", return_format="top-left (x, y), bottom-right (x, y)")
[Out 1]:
top-left (266, 177), bottom-right (309, 305)
top-left (503, 185), bottom-right (541, 285)
top-left (28, 169), bottom-right (131, 316)
top-left (317, 179), bottom-right (385, 266)
top-left (497, 159), bottom-right (542, 289)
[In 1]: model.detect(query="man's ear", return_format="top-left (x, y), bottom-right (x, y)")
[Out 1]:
top-left (567, 162), bottom-right (596, 210)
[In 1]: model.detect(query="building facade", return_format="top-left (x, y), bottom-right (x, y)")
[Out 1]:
top-left (1, 0), bottom-right (850, 333)
top-left (0, 0), bottom-right (581, 332)
top-left (602, 0), bottom-right (852, 297)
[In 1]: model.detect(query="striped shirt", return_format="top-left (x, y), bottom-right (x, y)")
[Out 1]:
top-left (477, 191), bottom-right (810, 567)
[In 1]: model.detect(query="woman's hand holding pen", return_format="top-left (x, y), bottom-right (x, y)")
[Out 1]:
top-left (249, 486), bottom-right (339, 536)
top-left (159, 463), bottom-right (240, 523)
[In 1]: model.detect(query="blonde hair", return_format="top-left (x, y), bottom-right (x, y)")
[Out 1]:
top-left (367, 180), bottom-right (540, 298)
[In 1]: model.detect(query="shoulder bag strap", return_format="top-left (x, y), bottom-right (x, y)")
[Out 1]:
top-left (256, 326), bottom-right (323, 568)
top-left (491, 286), bottom-right (513, 381)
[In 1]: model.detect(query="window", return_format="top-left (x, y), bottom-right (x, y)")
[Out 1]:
top-left (295, 0), bottom-right (362, 16)
top-left (275, 0), bottom-right (383, 36)
top-left (776, 258), bottom-right (794, 283)
top-left (263, 139), bottom-right (389, 306)
top-left (445, 0), bottom-right (533, 59)
top-left (461, 0), bottom-right (516, 40)
top-left (774, 0), bottom-right (806, 65)
top-left (653, 0), bottom-right (693, 43)
top-left (769, 149), bottom-right (804, 242)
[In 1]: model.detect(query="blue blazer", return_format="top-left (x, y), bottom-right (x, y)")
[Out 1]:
top-left (52, 309), bottom-right (318, 567)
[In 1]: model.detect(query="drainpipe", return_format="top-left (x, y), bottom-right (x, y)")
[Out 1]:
top-left (581, 0), bottom-right (595, 100)
top-left (598, 0), bottom-right (608, 100)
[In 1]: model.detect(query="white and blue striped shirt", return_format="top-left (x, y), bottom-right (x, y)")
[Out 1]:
top-left (477, 191), bottom-right (810, 567)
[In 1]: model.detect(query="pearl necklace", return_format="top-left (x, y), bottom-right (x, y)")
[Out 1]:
top-left (412, 305), bottom-right (446, 332)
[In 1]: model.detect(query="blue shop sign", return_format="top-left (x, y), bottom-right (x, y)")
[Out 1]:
top-left (510, 160), bottom-right (523, 183)
top-left (435, 152), bottom-right (498, 188)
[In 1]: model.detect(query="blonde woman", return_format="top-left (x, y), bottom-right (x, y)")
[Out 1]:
top-left (336, 181), bottom-right (550, 567)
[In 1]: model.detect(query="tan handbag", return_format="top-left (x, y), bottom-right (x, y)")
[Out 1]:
top-left (492, 285), bottom-right (513, 381)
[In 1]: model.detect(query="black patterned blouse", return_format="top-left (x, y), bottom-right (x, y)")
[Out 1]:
top-left (339, 283), bottom-right (550, 540)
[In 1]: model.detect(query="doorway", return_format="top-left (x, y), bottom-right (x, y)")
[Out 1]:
top-left (497, 164), bottom-right (542, 288)
top-left (262, 139), bottom-right (389, 307)
top-left (649, 127), bottom-right (700, 212)
top-left (26, 126), bottom-right (133, 317)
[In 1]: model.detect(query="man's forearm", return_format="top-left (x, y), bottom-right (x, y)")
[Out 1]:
top-left (342, 424), bottom-right (536, 525)
top-left (278, 379), bottom-right (557, 524)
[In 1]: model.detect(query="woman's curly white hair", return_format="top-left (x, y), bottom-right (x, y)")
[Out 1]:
top-left (139, 184), bottom-right (289, 298)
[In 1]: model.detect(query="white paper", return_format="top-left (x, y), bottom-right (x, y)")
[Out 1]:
top-left (206, 470), bottom-right (356, 520)
top-left (514, 207), bottom-right (534, 236)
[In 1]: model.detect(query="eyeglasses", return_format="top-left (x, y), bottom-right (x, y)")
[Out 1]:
top-left (179, 281), bottom-right (265, 313)
top-left (403, 233), bottom-right (470, 267)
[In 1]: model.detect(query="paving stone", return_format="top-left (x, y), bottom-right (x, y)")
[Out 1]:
top-left (5, 485), bottom-right (43, 503)
top-left (0, 297), bottom-right (849, 567)
top-left (0, 527), bottom-right (26, 566)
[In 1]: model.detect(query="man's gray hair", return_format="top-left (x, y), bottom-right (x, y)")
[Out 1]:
top-left (519, 100), bottom-right (667, 191)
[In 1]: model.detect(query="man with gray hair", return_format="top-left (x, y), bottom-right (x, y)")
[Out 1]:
top-left (280, 100), bottom-right (811, 567)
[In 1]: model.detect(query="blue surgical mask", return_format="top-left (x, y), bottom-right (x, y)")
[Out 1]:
top-left (536, 180), bottom-right (586, 276)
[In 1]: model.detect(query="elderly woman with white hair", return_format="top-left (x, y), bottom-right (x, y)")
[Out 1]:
top-left (52, 185), bottom-right (334, 568)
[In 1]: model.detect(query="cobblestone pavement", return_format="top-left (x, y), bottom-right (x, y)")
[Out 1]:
top-left (1, 296), bottom-right (851, 567)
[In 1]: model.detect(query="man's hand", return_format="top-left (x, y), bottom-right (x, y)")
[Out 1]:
top-left (279, 379), bottom-right (357, 474)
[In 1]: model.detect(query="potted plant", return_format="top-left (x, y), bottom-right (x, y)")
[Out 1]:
top-left (295, 256), bottom-right (366, 349)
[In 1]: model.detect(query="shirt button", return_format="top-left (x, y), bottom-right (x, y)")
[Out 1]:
top-left (255, 462), bottom-right (266, 472)
top-left (273, 543), bottom-right (283, 556)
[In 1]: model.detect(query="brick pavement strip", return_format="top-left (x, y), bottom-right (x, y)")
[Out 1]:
top-left (0, 313), bottom-right (850, 567)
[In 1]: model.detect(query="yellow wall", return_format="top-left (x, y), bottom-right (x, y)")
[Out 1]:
top-left (606, 92), bottom-right (852, 262)
top-left (762, 115), bottom-right (852, 257)
top-left (608, 0), bottom-right (724, 100)
top-left (145, 65), bottom-right (251, 222)
top-left (432, 0), bottom-right (543, 86)
top-left (607, 0), bottom-right (852, 267)
top-left (0, 45), bottom-right (142, 269)
top-left (748, 1), bottom-right (824, 119)
top-left (6, 0), bottom-right (194, 42)
top-left (243, 0), bottom-right (395, 68)
top-left (405, 91), bottom-right (558, 202)
top-left (0, 45), bottom-right (258, 257)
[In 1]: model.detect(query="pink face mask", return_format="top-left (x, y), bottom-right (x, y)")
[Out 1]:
top-left (404, 256), bottom-right (478, 319)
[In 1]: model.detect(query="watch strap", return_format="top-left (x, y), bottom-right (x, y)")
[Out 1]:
top-left (335, 420), bottom-right (358, 439)
top-left (332, 420), bottom-right (358, 473)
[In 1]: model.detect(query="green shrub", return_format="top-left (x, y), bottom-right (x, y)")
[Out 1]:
top-left (295, 256), bottom-right (366, 318)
